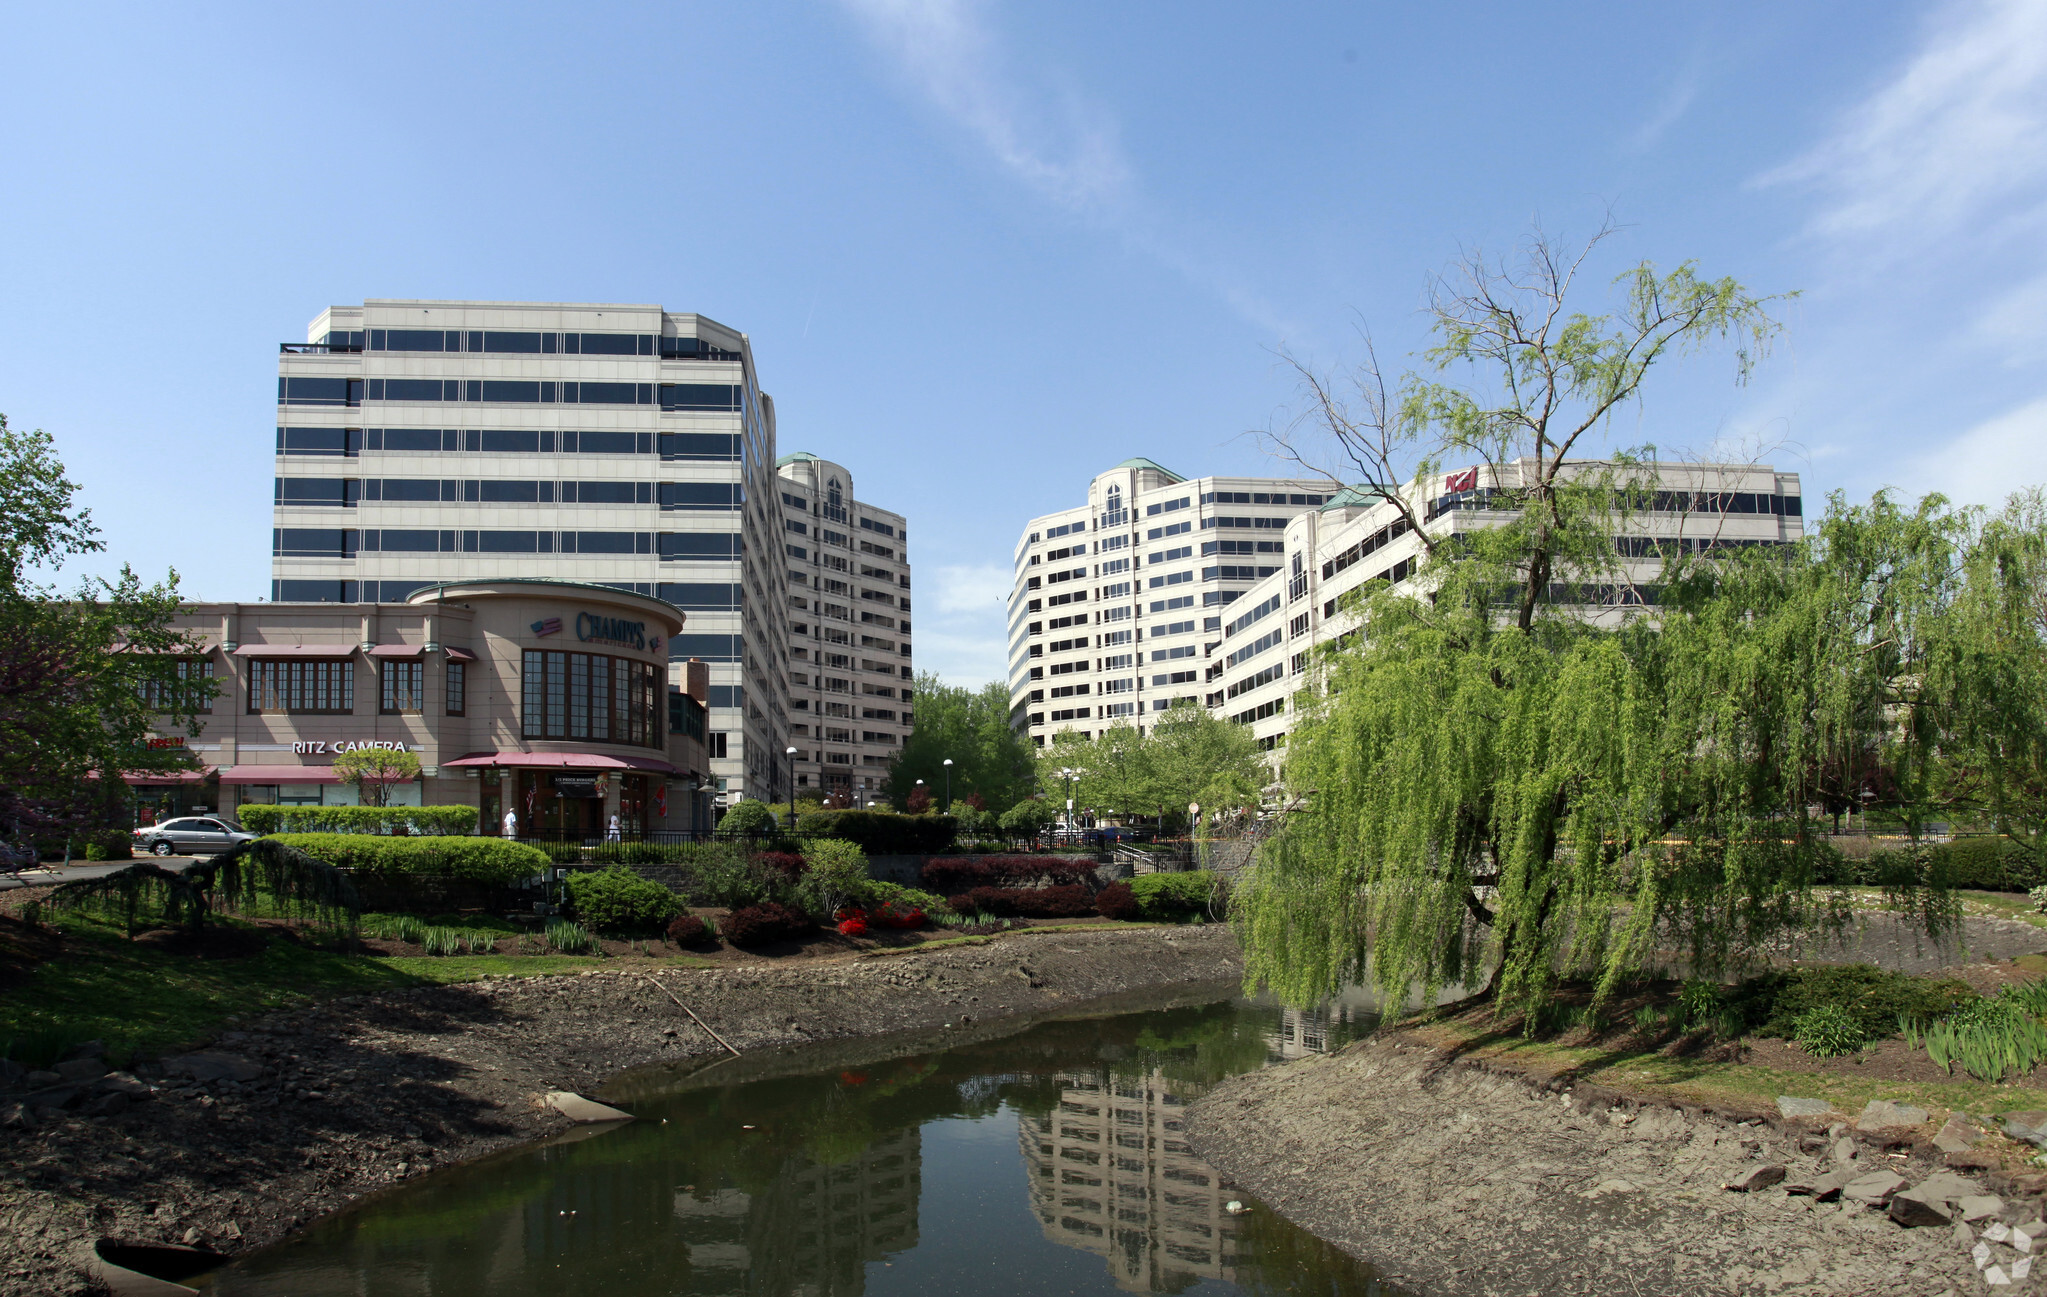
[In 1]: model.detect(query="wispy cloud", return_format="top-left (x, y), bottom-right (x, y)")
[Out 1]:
top-left (1627, 64), bottom-right (1703, 151)
top-left (1896, 393), bottom-right (2047, 506)
top-left (917, 560), bottom-right (1014, 685)
top-left (1759, 0), bottom-right (2047, 246)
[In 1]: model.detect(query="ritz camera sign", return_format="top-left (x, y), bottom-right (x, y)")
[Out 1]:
top-left (292, 739), bottom-right (409, 756)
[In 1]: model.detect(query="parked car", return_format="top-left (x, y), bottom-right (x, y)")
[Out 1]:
top-left (132, 817), bottom-right (255, 857)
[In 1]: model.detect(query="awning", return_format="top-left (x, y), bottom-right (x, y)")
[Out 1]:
top-left (217, 765), bottom-right (415, 785)
top-left (232, 644), bottom-right (357, 657)
top-left (124, 768), bottom-right (214, 786)
top-left (440, 751), bottom-right (678, 775)
top-left (366, 644), bottom-right (424, 657)
top-left (445, 646), bottom-right (477, 662)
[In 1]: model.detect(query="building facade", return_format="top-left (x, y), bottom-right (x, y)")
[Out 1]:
top-left (1007, 460), bottom-right (1337, 745)
top-left (1204, 459), bottom-right (1809, 753)
top-left (134, 580), bottom-right (714, 836)
top-left (773, 453), bottom-right (914, 804)
top-left (271, 300), bottom-right (789, 807)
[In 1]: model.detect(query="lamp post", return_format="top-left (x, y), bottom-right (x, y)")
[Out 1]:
top-left (1060, 767), bottom-right (1077, 833)
top-left (785, 746), bottom-right (798, 832)
top-left (942, 758), bottom-right (953, 813)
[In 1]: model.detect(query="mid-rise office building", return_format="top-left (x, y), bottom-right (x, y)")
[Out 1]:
top-left (1204, 459), bottom-right (1808, 752)
top-left (271, 300), bottom-right (790, 805)
top-left (774, 453), bottom-right (913, 803)
top-left (1007, 460), bottom-right (1336, 744)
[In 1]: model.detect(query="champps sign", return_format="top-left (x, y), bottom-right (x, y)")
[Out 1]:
top-left (576, 612), bottom-right (647, 651)
top-left (292, 740), bottom-right (409, 756)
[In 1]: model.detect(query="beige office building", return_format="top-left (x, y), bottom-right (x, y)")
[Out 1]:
top-left (774, 453), bottom-right (913, 804)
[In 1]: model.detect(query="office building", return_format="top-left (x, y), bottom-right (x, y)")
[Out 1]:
top-left (1204, 459), bottom-right (1808, 752)
top-left (1008, 460), bottom-right (1336, 745)
top-left (271, 300), bottom-right (789, 805)
top-left (774, 453), bottom-right (913, 803)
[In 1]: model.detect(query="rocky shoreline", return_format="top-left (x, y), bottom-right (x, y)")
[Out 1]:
top-left (0, 924), bottom-right (1241, 1296)
top-left (1188, 1033), bottom-right (2044, 1296)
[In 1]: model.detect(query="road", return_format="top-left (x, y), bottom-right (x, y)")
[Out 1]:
top-left (0, 856), bottom-right (202, 892)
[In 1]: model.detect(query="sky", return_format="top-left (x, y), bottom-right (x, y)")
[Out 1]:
top-left (4, 0), bottom-right (2046, 685)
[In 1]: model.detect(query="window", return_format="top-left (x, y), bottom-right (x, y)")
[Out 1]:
top-left (1144, 496), bottom-right (1189, 517)
top-left (1149, 545), bottom-right (1193, 564)
top-left (859, 517), bottom-right (896, 537)
top-left (272, 528), bottom-right (358, 558)
top-left (1149, 595), bottom-right (1194, 613)
top-left (1146, 521), bottom-right (1191, 541)
top-left (661, 432), bottom-right (741, 460)
top-left (276, 427), bottom-right (360, 457)
top-left (661, 482), bottom-right (741, 510)
top-left (659, 532), bottom-right (741, 561)
top-left (520, 650), bottom-right (661, 746)
top-left (658, 384), bottom-right (742, 411)
top-left (1226, 628), bottom-right (1284, 668)
top-left (278, 376), bottom-right (362, 407)
top-left (1147, 571), bottom-right (1193, 589)
top-left (381, 660), bottom-right (424, 714)
top-left (274, 477), bottom-right (359, 507)
top-left (248, 659), bottom-right (354, 714)
top-left (445, 661), bottom-right (466, 715)
top-left (138, 658), bottom-right (214, 714)
top-left (564, 480), bottom-right (645, 505)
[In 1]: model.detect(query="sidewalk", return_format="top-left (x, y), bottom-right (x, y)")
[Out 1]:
top-left (0, 857), bottom-right (198, 892)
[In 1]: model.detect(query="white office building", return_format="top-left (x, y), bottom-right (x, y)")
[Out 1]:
top-left (1008, 459), bottom-right (1336, 744)
top-left (774, 453), bottom-right (913, 803)
top-left (1205, 459), bottom-right (1808, 753)
top-left (270, 300), bottom-right (791, 805)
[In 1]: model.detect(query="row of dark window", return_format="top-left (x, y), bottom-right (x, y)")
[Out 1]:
top-left (276, 427), bottom-right (741, 460)
top-left (315, 329), bottom-right (740, 360)
top-left (272, 526), bottom-right (737, 558)
top-left (1226, 662), bottom-right (1284, 699)
top-left (276, 477), bottom-right (738, 510)
top-left (1201, 491), bottom-right (1325, 506)
top-left (280, 377), bottom-right (743, 411)
top-left (1203, 539), bottom-right (1283, 556)
top-left (1422, 486), bottom-right (1803, 524)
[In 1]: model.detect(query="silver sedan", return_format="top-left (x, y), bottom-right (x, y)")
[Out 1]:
top-left (132, 817), bottom-right (256, 857)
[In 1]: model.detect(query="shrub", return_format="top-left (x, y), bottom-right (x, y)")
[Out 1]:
top-left (999, 801), bottom-right (1059, 837)
top-left (564, 867), bottom-right (684, 933)
top-left (797, 809), bottom-right (957, 855)
top-left (837, 915), bottom-right (869, 936)
top-left (1906, 989), bottom-right (2047, 1082)
top-left (799, 838), bottom-right (871, 918)
top-left (666, 913), bottom-right (715, 946)
top-left (684, 844), bottom-right (799, 910)
top-left (1095, 882), bottom-right (1140, 921)
top-left (83, 831), bottom-right (132, 862)
top-left (545, 919), bottom-right (596, 954)
top-left (1729, 964), bottom-right (1973, 1041)
top-left (268, 833), bottom-right (549, 888)
top-left (949, 884), bottom-right (1094, 918)
top-left (1129, 871), bottom-right (1218, 922)
top-left (921, 855), bottom-right (1094, 894)
top-left (719, 799), bottom-right (778, 838)
top-left (755, 851), bottom-right (807, 880)
top-left (1792, 1004), bottom-right (1866, 1057)
top-left (365, 913), bottom-right (427, 943)
top-left (863, 881), bottom-right (949, 916)
top-left (235, 804), bottom-right (479, 836)
top-left (723, 902), bottom-right (815, 947)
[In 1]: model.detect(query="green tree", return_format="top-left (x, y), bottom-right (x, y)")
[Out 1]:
top-left (885, 673), bottom-right (1036, 813)
top-left (1236, 230), bottom-right (1817, 1019)
top-left (329, 746), bottom-right (422, 809)
top-left (0, 417), bottom-right (208, 842)
top-left (1034, 709), bottom-right (1265, 830)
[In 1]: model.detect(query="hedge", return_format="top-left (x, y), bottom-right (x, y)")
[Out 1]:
top-left (564, 867), bottom-right (683, 933)
top-left (797, 810), bottom-right (957, 855)
top-left (948, 884), bottom-right (1095, 918)
top-left (1129, 871), bottom-right (1219, 921)
top-left (920, 855), bottom-right (1094, 893)
top-left (1819, 838), bottom-right (2047, 893)
top-left (267, 833), bottom-right (548, 887)
top-left (237, 805), bottom-right (479, 836)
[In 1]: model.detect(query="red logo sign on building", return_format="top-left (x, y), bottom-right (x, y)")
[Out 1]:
top-left (1445, 468), bottom-right (1479, 493)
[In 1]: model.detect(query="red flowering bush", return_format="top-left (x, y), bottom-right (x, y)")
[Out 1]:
top-left (949, 884), bottom-right (1094, 919)
top-left (666, 913), bottom-right (716, 945)
top-left (1095, 882), bottom-right (1140, 921)
top-left (723, 902), bottom-right (816, 947)
top-left (836, 915), bottom-right (869, 936)
top-left (921, 855), bottom-right (1094, 894)
top-left (755, 851), bottom-right (807, 880)
top-left (868, 903), bottom-right (926, 930)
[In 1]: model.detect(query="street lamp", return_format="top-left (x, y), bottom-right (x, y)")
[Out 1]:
top-left (942, 758), bottom-right (953, 812)
top-left (1060, 767), bottom-right (1077, 832)
top-left (785, 746), bottom-right (798, 832)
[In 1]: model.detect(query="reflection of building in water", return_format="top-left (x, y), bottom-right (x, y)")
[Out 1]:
top-left (1265, 988), bottom-right (1382, 1061)
top-left (1019, 1067), bottom-right (1237, 1292)
top-left (672, 1125), bottom-right (921, 1295)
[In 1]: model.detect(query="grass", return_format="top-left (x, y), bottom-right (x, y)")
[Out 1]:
top-left (1842, 885), bottom-right (2047, 928)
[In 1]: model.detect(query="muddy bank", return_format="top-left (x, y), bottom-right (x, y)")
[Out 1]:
top-left (1189, 1035), bottom-right (2034, 1296)
top-left (0, 924), bottom-right (1240, 1296)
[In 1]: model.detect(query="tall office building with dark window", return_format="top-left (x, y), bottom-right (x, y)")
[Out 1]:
top-left (271, 300), bottom-right (790, 805)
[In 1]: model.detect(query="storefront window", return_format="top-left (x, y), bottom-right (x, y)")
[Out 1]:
top-left (521, 649), bottom-right (661, 747)
top-left (445, 661), bottom-right (466, 715)
top-left (380, 660), bottom-right (424, 714)
top-left (248, 659), bottom-right (354, 714)
top-left (138, 657), bottom-right (215, 714)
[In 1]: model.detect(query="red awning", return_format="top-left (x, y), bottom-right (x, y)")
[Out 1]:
top-left (440, 751), bottom-right (678, 775)
top-left (217, 765), bottom-right (415, 785)
top-left (445, 646), bottom-right (478, 662)
top-left (232, 644), bottom-right (357, 657)
top-left (123, 768), bottom-right (214, 786)
top-left (366, 644), bottom-right (425, 657)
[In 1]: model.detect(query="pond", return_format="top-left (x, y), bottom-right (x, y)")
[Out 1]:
top-left (196, 983), bottom-right (1400, 1296)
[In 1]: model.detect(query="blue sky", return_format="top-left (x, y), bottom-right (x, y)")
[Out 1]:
top-left (5, 1), bottom-right (2045, 684)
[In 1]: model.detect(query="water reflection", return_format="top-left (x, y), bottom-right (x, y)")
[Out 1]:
top-left (199, 997), bottom-right (1399, 1297)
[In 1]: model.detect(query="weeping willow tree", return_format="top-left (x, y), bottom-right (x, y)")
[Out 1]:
top-left (47, 836), bottom-right (362, 939)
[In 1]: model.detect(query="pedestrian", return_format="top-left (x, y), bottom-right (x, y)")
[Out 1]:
top-left (502, 807), bottom-right (518, 840)
top-left (606, 813), bottom-right (621, 843)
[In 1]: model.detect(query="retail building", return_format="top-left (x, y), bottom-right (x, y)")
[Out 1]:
top-left (773, 453), bottom-right (913, 803)
top-left (269, 299), bottom-right (789, 807)
top-left (132, 580), bottom-right (714, 837)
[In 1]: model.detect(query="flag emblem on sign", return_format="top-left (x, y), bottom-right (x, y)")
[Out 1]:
top-left (1445, 468), bottom-right (1478, 493)
top-left (531, 617), bottom-right (563, 637)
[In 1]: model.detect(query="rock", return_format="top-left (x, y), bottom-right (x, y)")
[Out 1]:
top-left (24, 1070), bottom-right (60, 1089)
top-left (1583, 1178), bottom-right (1638, 1197)
top-left (1831, 1137), bottom-right (1859, 1167)
top-left (1911, 1171), bottom-right (1981, 1205)
top-left (1887, 1188), bottom-right (1955, 1227)
top-left (1724, 1165), bottom-right (1788, 1193)
top-left (1841, 1171), bottom-right (1909, 1206)
top-left (2016, 1256), bottom-right (2035, 1281)
top-left (95, 1073), bottom-right (152, 1098)
top-left (1856, 1099), bottom-right (1929, 1132)
top-left (52, 1057), bottom-right (107, 1083)
top-left (60, 1039), bottom-right (104, 1061)
top-left (543, 1091), bottom-right (633, 1123)
top-left (1785, 1171), bottom-right (1846, 1201)
top-left (83, 1092), bottom-right (129, 1118)
top-left (1777, 1096), bottom-right (1835, 1119)
top-left (1975, 1241), bottom-right (1993, 1270)
top-left (1959, 1195), bottom-right (2006, 1222)
top-left (1987, 1221), bottom-right (2013, 1243)
top-left (182, 1227), bottom-right (203, 1246)
top-left (163, 1052), bottom-right (263, 1083)
top-left (0, 1101), bottom-right (35, 1130)
top-left (1934, 1114), bottom-right (1986, 1153)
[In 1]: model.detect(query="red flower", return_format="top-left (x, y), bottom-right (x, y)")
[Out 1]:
top-left (837, 917), bottom-right (869, 936)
